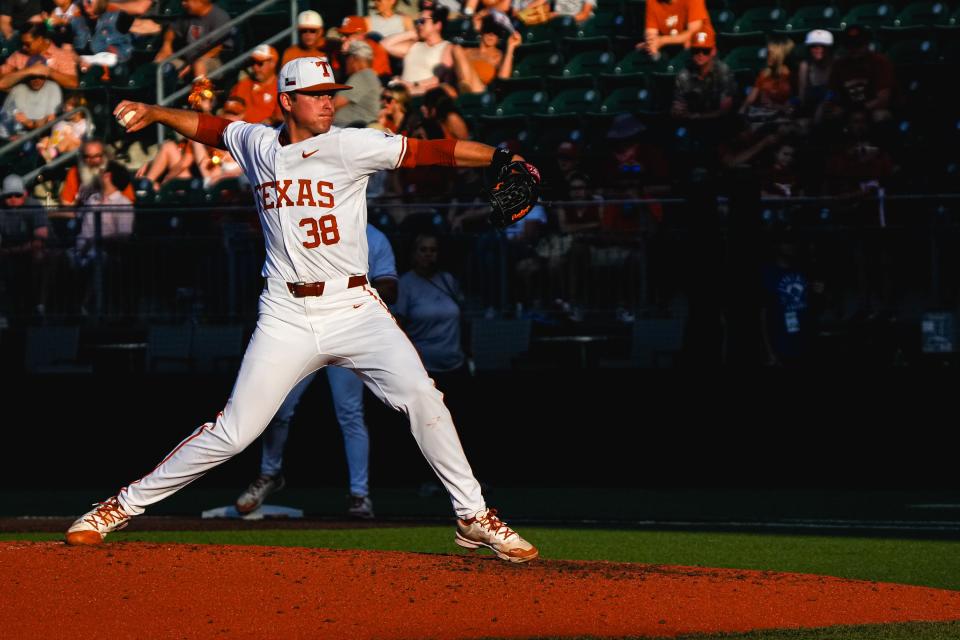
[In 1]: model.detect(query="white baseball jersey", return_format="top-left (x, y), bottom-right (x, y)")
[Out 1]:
top-left (222, 122), bottom-right (408, 282)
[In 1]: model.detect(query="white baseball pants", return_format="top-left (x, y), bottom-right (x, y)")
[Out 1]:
top-left (118, 276), bottom-right (485, 518)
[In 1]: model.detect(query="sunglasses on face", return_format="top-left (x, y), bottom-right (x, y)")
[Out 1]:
top-left (381, 94), bottom-right (395, 102)
top-left (83, 152), bottom-right (103, 159)
top-left (691, 47), bottom-right (712, 56)
top-left (414, 17), bottom-right (432, 25)
top-left (299, 28), bottom-right (319, 34)
top-left (252, 59), bottom-right (270, 66)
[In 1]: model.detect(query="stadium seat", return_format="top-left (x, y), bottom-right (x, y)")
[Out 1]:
top-left (114, 62), bottom-right (158, 92)
top-left (710, 8), bottom-right (737, 33)
top-left (664, 49), bottom-right (692, 74)
top-left (781, 5), bottom-right (843, 32)
top-left (78, 66), bottom-right (111, 90)
top-left (542, 87), bottom-right (603, 116)
top-left (442, 17), bottom-right (476, 44)
top-left (597, 85), bottom-right (656, 114)
top-left (886, 38), bottom-right (940, 65)
top-left (511, 51), bottom-right (565, 79)
top-left (731, 6), bottom-right (788, 33)
top-left (724, 45), bottom-right (769, 74)
top-left (558, 50), bottom-right (617, 77)
top-left (205, 177), bottom-right (248, 205)
top-left (611, 49), bottom-right (668, 75)
top-left (157, 177), bottom-right (206, 205)
top-left (839, 3), bottom-right (896, 29)
top-left (892, 1), bottom-right (952, 27)
top-left (575, 10), bottom-right (625, 38)
top-left (24, 326), bottom-right (91, 374)
top-left (456, 91), bottom-right (498, 119)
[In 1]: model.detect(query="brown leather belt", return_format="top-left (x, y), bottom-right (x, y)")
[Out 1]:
top-left (286, 274), bottom-right (368, 297)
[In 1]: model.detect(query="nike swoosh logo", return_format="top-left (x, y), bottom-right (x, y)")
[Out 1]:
top-left (302, 149), bottom-right (319, 158)
top-left (353, 304), bottom-right (363, 309)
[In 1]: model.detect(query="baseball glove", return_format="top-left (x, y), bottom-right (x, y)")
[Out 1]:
top-left (488, 161), bottom-right (541, 229)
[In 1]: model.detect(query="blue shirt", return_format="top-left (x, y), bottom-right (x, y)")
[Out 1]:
top-left (392, 270), bottom-right (464, 373)
top-left (366, 223), bottom-right (397, 282)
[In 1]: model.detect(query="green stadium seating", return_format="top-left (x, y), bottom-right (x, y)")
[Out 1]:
top-left (724, 45), bottom-right (769, 74)
top-left (559, 50), bottom-right (617, 77)
top-left (892, 1), bottom-right (953, 27)
top-left (456, 91), bottom-right (498, 119)
top-left (731, 6), bottom-right (788, 33)
top-left (490, 89), bottom-right (551, 117)
top-left (840, 3), bottom-right (896, 29)
top-left (664, 49), bottom-right (691, 74)
top-left (597, 85), bottom-right (656, 114)
top-left (782, 5), bottom-right (843, 32)
top-left (543, 87), bottom-right (603, 116)
top-left (611, 49), bottom-right (668, 75)
top-left (511, 51), bottom-right (565, 78)
top-left (886, 38), bottom-right (940, 65)
top-left (157, 178), bottom-right (206, 205)
top-left (710, 8), bottom-right (737, 33)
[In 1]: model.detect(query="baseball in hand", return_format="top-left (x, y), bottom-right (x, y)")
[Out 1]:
top-left (117, 110), bottom-right (134, 127)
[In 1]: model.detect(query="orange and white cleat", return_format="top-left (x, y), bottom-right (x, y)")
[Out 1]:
top-left (455, 508), bottom-right (538, 563)
top-left (65, 496), bottom-right (131, 546)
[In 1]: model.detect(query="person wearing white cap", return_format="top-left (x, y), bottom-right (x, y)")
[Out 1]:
top-left (333, 40), bottom-right (381, 127)
top-left (798, 29), bottom-right (835, 117)
top-left (229, 44), bottom-right (281, 125)
top-left (281, 10), bottom-right (331, 68)
top-left (77, 59), bottom-right (542, 564)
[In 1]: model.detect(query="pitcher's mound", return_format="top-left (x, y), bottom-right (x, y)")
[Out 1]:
top-left (4, 541), bottom-right (960, 639)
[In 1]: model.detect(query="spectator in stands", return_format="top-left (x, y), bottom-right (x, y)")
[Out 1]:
top-left (154, 0), bottom-right (232, 81)
top-left (333, 40), bottom-right (381, 128)
top-left (671, 30), bottom-right (735, 124)
top-left (337, 14), bottom-right (392, 79)
top-left (102, 0), bottom-right (161, 36)
top-left (280, 10), bottom-right (335, 67)
top-left (552, 0), bottom-right (595, 23)
top-left (229, 44), bottom-right (281, 125)
top-left (797, 29), bottom-right (833, 119)
top-left (38, 92), bottom-right (88, 161)
top-left (374, 81), bottom-right (413, 134)
top-left (382, 5), bottom-right (453, 96)
top-left (366, 0), bottom-right (414, 38)
top-left (392, 232), bottom-right (470, 388)
top-left (0, 0), bottom-right (44, 40)
top-left (740, 37), bottom-right (795, 127)
top-left (759, 140), bottom-right (802, 198)
top-left (73, 160), bottom-right (134, 313)
top-left (61, 138), bottom-right (135, 205)
top-left (71, 0), bottom-right (135, 67)
top-left (822, 107), bottom-right (895, 198)
top-left (541, 140), bottom-right (583, 200)
top-left (191, 95), bottom-right (244, 188)
top-left (821, 25), bottom-right (894, 124)
top-left (0, 23), bottom-right (79, 90)
top-left (421, 85), bottom-right (469, 140)
top-left (48, 0), bottom-right (82, 46)
top-left (0, 174), bottom-right (50, 316)
top-left (641, 0), bottom-right (710, 58)
top-left (451, 12), bottom-right (520, 94)
top-left (0, 60), bottom-right (62, 137)
top-left (511, 0), bottom-right (550, 26)
top-left (761, 235), bottom-right (821, 367)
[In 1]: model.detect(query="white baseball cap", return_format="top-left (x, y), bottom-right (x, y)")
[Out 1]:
top-left (805, 29), bottom-right (834, 46)
top-left (297, 10), bottom-right (323, 29)
top-left (277, 56), bottom-right (351, 93)
top-left (250, 44), bottom-right (277, 61)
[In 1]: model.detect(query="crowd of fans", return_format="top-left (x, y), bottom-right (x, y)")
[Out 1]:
top-left (0, 0), bottom-right (957, 355)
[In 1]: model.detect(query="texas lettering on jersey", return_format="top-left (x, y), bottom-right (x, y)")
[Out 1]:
top-left (256, 179), bottom-right (335, 210)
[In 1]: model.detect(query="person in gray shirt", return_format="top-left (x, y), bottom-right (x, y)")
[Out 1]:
top-left (1, 64), bottom-right (63, 136)
top-left (333, 39), bottom-right (383, 128)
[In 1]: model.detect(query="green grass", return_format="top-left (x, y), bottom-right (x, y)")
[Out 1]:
top-left (6, 527), bottom-right (960, 590)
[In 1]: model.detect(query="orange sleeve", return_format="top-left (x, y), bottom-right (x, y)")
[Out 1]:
top-left (60, 167), bottom-right (79, 205)
top-left (123, 183), bottom-right (135, 202)
top-left (195, 113), bottom-right (232, 150)
top-left (688, 0), bottom-right (709, 26)
top-left (645, 2), bottom-right (656, 30)
top-left (399, 138), bottom-right (458, 168)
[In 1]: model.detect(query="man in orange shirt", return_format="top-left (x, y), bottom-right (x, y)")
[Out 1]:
top-left (641, 0), bottom-right (711, 57)
top-left (338, 15), bottom-right (392, 78)
top-left (280, 10), bottom-right (331, 67)
top-left (229, 44), bottom-right (281, 125)
top-left (60, 138), bottom-right (136, 206)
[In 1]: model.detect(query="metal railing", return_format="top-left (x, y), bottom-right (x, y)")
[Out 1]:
top-left (155, 0), bottom-right (298, 146)
top-left (0, 106), bottom-right (94, 160)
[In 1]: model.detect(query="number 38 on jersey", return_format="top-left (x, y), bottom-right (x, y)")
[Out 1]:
top-left (255, 179), bottom-right (340, 249)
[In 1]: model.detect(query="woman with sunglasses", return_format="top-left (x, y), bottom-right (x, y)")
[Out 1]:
top-left (375, 82), bottom-right (413, 135)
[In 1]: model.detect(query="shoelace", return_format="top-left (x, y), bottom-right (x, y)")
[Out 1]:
top-left (475, 508), bottom-right (517, 541)
top-left (82, 499), bottom-right (128, 529)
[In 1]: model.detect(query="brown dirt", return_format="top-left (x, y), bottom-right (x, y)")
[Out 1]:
top-left (3, 542), bottom-right (960, 639)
